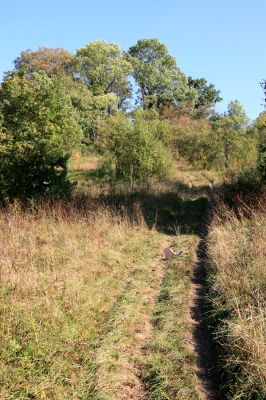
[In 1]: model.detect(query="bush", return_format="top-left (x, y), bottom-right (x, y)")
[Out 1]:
top-left (98, 112), bottom-right (174, 186)
top-left (169, 116), bottom-right (214, 168)
top-left (0, 72), bottom-right (82, 200)
top-left (254, 112), bottom-right (266, 182)
top-left (171, 115), bottom-right (257, 175)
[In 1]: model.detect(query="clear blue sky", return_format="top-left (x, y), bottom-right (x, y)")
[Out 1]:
top-left (1, 0), bottom-right (265, 120)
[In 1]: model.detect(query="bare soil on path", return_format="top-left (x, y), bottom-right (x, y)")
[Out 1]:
top-left (190, 211), bottom-right (220, 400)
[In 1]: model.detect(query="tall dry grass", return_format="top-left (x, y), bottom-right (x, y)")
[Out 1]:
top-left (0, 200), bottom-right (162, 399)
top-left (207, 198), bottom-right (266, 399)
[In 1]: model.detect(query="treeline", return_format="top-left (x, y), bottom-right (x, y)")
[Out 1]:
top-left (0, 38), bottom-right (265, 199)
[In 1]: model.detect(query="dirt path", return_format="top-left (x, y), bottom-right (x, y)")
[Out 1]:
top-left (85, 242), bottom-right (168, 400)
top-left (190, 197), bottom-right (220, 400)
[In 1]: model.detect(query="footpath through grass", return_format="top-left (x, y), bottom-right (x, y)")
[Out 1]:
top-left (143, 235), bottom-right (201, 400)
top-left (1, 154), bottom-right (216, 399)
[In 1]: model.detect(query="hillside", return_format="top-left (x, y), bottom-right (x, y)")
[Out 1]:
top-left (0, 156), bottom-right (217, 400)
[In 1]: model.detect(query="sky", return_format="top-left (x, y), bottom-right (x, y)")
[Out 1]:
top-left (1, 0), bottom-right (265, 120)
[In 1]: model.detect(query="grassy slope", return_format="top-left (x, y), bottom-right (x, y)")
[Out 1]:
top-left (207, 200), bottom-right (266, 399)
top-left (0, 205), bottom-right (166, 399)
top-left (0, 154), bottom-right (218, 399)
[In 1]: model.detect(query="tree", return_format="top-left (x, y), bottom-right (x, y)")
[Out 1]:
top-left (210, 101), bottom-right (251, 169)
top-left (128, 38), bottom-right (196, 109)
top-left (13, 47), bottom-right (74, 77)
top-left (59, 75), bottom-right (118, 142)
top-left (0, 72), bottom-right (82, 199)
top-left (187, 77), bottom-right (222, 117)
top-left (11, 45), bottom-right (120, 143)
top-left (75, 40), bottom-right (133, 108)
top-left (261, 79), bottom-right (266, 103)
top-left (226, 100), bottom-right (249, 130)
top-left (165, 110), bottom-right (213, 167)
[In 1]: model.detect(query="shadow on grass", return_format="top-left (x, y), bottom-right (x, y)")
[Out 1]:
top-left (69, 168), bottom-right (102, 184)
top-left (97, 190), bottom-right (209, 235)
top-left (67, 167), bottom-right (213, 235)
top-left (2, 165), bottom-right (212, 236)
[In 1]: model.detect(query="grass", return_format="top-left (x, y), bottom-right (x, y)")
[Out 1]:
top-left (206, 197), bottom-right (266, 399)
top-left (0, 199), bottom-right (207, 400)
top-left (1, 152), bottom-right (222, 399)
top-left (83, 232), bottom-right (165, 400)
top-left (143, 235), bottom-right (202, 400)
top-left (0, 202), bottom-right (165, 399)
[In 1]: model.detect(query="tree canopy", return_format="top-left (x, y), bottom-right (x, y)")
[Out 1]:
top-left (129, 38), bottom-right (196, 109)
top-left (76, 40), bottom-right (133, 108)
top-left (188, 77), bottom-right (222, 116)
top-left (14, 47), bottom-right (74, 77)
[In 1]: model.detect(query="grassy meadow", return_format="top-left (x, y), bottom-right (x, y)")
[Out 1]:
top-left (0, 154), bottom-right (216, 400)
top-left (1, 153), bottom-right (265, 400)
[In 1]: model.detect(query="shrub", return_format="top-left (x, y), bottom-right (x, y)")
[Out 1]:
top-left (0, 72), bottom-right (82, 199)
top-left (98, 112), bottom-right (174, 186)
top-left (169, 116), bottom-right (213, 167)
top-left (254, 112), bottom-right (266, 182)
top-left (170, 115), bottom-right (257, 175)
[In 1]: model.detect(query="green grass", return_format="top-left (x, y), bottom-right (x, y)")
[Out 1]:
top-left (143, 236), bottom-right (202, 400)
top-left (1, 153), bottom-right (218, 399)
top-left (82, 232), bottom-right (166, 400)
top-left (0, 205), bottom-right (164, 399)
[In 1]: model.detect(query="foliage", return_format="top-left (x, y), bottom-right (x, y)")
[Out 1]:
top-left (0, 72), bottom-right (82, 199)
top-left (188, 77), bottom-right (222, 107)
top-left (129, 38), bottom-right (196, 109)
top-left (208, 102), bottom-right (253, 172)
top-left (163, 100), bottom-right (257, 175)
top-left (187, 76), bottom-right (222, 117)
top-left (168, 114), bottom-right (213, 167)
top-left (75, 40), bottom-right (133, 108)
top-left (253, 112), bottom-right (266, 181)
top-left (226, 99), bottom-right (250, 130)
top-left (60, 75), bottom-right (118, 142)
top-left (13, 47), bottom-right (74, 77)
top-left (260, 79), bottom-right (266, 104)
top-left (98, 112), bottom-right (173, 185)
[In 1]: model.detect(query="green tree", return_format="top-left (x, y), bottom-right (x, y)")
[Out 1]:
top-left (0, 72), bottom-right (82, 199)
top-left (226, 100), bottom-right (249, 130)
top-left (75, 40), bottom-right (133, 108)
top-left (261, 79), bottom-right (266, 103)
top-left (210, 101), bottom-right (252, 170)
top-left (12, 45), bottom-right (120, 143)
top-left (128, 38), bottom-right (196, 109)
top-left (59, 75), bottom-right (118, 142)
top-left (187, 77), bottom-right (222, 117)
